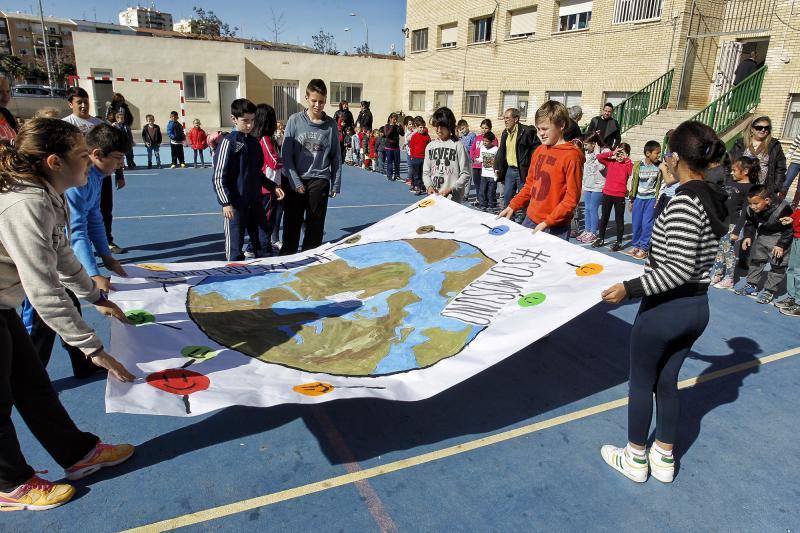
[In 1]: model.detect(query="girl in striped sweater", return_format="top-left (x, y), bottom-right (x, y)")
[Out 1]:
top-left (600, 121), bottom-right (729, 484)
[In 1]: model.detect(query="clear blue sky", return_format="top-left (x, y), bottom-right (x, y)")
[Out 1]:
top-left (4, 0), bottom-right (407, 53)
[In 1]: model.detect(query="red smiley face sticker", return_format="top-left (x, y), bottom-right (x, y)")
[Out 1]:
top-left (146, 368), bottom-right (210, 414)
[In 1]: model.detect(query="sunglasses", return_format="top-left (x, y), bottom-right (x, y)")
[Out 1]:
top-left (752, 124), bottom-right (771, 132)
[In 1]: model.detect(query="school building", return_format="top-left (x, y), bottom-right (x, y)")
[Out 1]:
top-left (69, 31), bottom-right (404, 130)
top-left (402, 0), bottom-right (800, 153)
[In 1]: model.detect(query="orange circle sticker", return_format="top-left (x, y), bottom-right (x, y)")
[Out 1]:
top-left (575, 263), bottom-right (604, 277)
top-left (293, 382), bottom-right (335, 397)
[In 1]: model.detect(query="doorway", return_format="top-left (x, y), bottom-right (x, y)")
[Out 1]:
top-left (712, 38), bottom-right (769, 100)
top-left (272, 80), bottom-right (300, 122)
top-left (91, 69), bottom-right (114, 119)
top-left (218, 75), bottom-right (239, 128)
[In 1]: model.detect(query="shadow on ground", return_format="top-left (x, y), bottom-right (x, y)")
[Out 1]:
top-left (81, 304), bottom-right (636, 481)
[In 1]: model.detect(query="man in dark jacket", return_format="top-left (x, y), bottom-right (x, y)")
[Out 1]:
top-left (356, 101), bottom-right (373, 130)
top-left (587, 103), bottom-right (621, 149)
top-left (494, 107), bottom-right (540, 211)
top-left (733, 51), bottom-right (760, 85)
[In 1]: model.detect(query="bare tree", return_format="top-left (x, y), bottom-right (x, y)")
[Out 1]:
top-left (311, 29), bottom-right (339, 55)
top-left (268, 7), bottom-right (287, 42)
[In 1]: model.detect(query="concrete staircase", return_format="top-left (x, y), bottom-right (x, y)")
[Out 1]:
top-left (620, 109), bottom-right (699, 157)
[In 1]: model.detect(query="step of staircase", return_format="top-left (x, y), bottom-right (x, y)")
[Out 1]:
top-left (621, 109), bottom-right (700, 157)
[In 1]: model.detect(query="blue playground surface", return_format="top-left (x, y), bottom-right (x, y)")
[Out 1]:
top-left (6, 146), bottom-right (800, 532)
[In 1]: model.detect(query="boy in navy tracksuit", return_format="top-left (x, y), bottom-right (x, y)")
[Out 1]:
top-left (213, 99), bottom-right (281, 260)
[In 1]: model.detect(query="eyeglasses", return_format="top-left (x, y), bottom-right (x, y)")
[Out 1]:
top-left (752, 124), bottom-right (771, 132)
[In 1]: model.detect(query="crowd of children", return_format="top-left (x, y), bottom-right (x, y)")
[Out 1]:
top-left (3, 76), bottom-right (800, 513)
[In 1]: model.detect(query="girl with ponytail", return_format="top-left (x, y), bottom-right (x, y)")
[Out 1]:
top-left (599, 121), bottom-right (729, 484)
top-left (0, 118), bottom-right (135, 510)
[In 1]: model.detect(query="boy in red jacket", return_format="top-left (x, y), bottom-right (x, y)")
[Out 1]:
top-left (188, 118), bottom-right (209, 168)
top-left (408, 116), bottom-right (431, 195)
top-left (498, 101), bottom-right (584, 239)
top-left (592, 143), bottom-right (633, 251)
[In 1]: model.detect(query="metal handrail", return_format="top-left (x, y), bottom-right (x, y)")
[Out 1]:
top-left (614, 69), bottom-right (674, 134)
top-left (688, 65), bottom-right (767, 134)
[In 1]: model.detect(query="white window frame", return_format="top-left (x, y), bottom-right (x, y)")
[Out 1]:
top-left (183, 72), bottom-right (206, 101)
top-left (411, 28), bottom-right (428, 52)
top-left (470, 16), bottom-right (493, 43)
top-left (784, 94), bottom-right (800, 140)
top-left (557, 0), bottom-right (593, 32)
top-left (508, 7), bottom-right (537, 38)
top-left (434, 91), bottom-right (454, 109)
top-left (409, 91), bottom-right (426, 111)
top-left (547, 90), bottom-right (582, 108)
top-left (613, 0), bottom-right (663, 24)
top-left (330, 82), bottom-right (363, 104)
top-left (439, 23), bottom-right (457, 48)
top-left (463, 91), bottom-right (488, 116)
top-left (502, 91), bottom-right (530, 120)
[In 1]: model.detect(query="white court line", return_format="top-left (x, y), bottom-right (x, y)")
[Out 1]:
top-left (116, 204), bottom-right (410, 220)
top-left (123, 173), bottom-right (160, 176)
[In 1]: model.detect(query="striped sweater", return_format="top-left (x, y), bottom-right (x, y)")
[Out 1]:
top-left (624, 193), bottom-right (720, 298)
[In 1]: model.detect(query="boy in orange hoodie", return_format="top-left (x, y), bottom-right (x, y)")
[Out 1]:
top-left (498, 101), bottom-right (584, 240)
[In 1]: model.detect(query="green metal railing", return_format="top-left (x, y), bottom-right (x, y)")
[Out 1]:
top-left (614, 69), bottom-right (674, 134)
top-left (663, 66), bottom-right (767, 150)
top-left (688, 65), bottom-right (767, 134)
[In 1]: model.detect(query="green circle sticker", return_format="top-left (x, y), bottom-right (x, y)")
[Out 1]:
top-left (518, 292), bottom-right (546, 308)
top-left (125, 309), bottom-right (155, 325)
top-left (181, 346), bottom-right (218, 360)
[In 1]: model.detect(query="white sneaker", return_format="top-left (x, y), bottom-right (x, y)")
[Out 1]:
top-left (648, 447), bottom-right (675, 483)
top-left (243, 250), bottom-right (256, 259)
top-left (600, 444), bottom-right (648, 483)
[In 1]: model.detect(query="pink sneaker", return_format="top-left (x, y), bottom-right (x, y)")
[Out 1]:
top-left (714, 278), bottom-right (734, 289)
top-left (64, 442), bottom-right (135, 481)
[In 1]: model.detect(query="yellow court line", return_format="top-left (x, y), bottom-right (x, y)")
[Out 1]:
top-left (124, 346), bottom-right (800, 533)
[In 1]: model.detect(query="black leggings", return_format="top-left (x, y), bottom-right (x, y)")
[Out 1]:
top-left (598, 194), bottom-right (625, 243)
top-left (0, 310), bottom-right (98, 490)
top-left (627, 292), bottom-right (709, 446)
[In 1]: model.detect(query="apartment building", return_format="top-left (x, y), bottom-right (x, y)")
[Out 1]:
top-left (403, 0), bottom-right (800, 139)
top-left (118, 7), bottom-right (174, 31)
top-left (0, 11), bottom-right (76, 79)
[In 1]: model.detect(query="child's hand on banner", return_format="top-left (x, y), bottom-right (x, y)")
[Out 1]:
top-left (601, 283), bottom-right (627, 303)
top-left (90, 350), bottom-right (135, 382)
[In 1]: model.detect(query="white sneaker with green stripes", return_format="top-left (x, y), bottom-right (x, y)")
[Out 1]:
top-left (648, 447), bottom-right (675, 483)
top-left (600, 444), bottom-right (649, 483)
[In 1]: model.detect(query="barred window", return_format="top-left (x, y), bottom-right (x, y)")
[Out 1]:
top-left (613, 0), bottom-right (663, 24)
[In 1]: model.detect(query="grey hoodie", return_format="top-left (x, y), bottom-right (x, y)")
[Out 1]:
top-left (0, 180), bottom-right (103, 355)
top-left (422, 138), bottom-right (471, 203)
top-left (281, 110), bottom-right (342, 193)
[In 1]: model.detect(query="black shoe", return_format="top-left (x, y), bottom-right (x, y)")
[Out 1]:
top-left (611, 242), bottom-right (623, 252)
top-left (591, 238), bottom-right (604, 248)
top-left (108, 242), bottom-right (127, 254)
top-left (147, 164), bottom-right (152, 170)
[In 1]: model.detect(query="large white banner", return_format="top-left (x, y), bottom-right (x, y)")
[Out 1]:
top-left (106, 197), bottom-right (641, 416)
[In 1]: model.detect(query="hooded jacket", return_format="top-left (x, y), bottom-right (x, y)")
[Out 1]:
top-left (623, 180), bottom-right (728, 299)
top-left (0, 180), bottom-right (103, 355)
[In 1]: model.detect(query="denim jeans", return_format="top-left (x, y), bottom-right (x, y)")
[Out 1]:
top-left (503, 167), bottom-right (521, 208)
top-left (582, 191), bottom-right (603, 234)
top-left (146, 146), bottom-right (161, 167)
top-left (630, 197), bottom-right (657, 249)
top-left (385, 148), bottom-right (400, 178)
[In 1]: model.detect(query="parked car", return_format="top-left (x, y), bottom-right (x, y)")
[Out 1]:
top-left (6, 84), bottom-right (70, 119)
